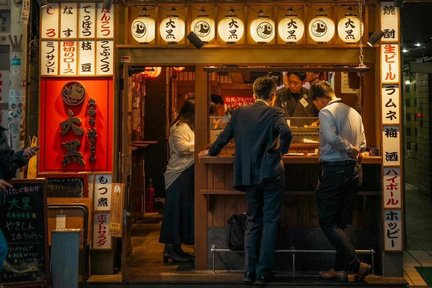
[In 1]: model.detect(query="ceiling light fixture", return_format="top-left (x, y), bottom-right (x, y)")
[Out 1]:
top-left (414, 42), bottom-right (421, 47)
top-left (402, 48), bottom-right (409, 53)
top-left (367, 30), bottom-right (384, 47)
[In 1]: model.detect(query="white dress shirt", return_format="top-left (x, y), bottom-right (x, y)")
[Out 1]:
top-left (164, 122), bottom-right (195, 189)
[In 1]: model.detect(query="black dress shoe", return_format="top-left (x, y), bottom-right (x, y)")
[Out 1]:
top-left (255, 273), bottom-right (275, 286)
top-left (242, 271), bottom-right (256, 285)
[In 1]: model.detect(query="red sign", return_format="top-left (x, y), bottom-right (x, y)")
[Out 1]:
top-left (39, 77), bottom-right (113, 172)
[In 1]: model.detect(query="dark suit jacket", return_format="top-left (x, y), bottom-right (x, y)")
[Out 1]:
top-left (208, 101), bottom-right (292, 191)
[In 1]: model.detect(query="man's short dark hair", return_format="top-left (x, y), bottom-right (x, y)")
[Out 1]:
top-left (253, 76), bottom-right (276, 101)
top-left (310, 80), bottom-right (333, 101)
top-left (211, 94), bottom-right (224, 105)
top-left (287, 72), bottom-right (306, 82)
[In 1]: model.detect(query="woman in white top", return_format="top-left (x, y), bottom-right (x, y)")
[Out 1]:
top-left (159, 98), bottom-right (195, 263)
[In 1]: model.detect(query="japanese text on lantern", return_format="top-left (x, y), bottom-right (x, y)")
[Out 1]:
top-left (381, 85), bottom-right (400, 124)
top-left (40, 2), bottom-right (114, 76)
top-left (384, 210), bottom-right (402, 251)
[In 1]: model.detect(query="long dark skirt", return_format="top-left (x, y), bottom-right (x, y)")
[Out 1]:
top-left (159, 164), bottom-right (194, 245)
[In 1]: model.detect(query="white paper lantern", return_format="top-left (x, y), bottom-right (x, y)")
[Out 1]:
top-left (337, 16), bottom-right (364, 43)
top-left (250, 15), bottom-right (275, 43)
top-left (160, 15), bottom-right (185, 43)
top-left (278, 15), bottom-right (305, 43)
top-left (308, 15), bottom-right (335, 43)
top-left (191, 15), bottom-right (216, 43)
top-left (131, 15), bottom-right (156, 44)
top-left (218, 13), bottom-right (244, 44)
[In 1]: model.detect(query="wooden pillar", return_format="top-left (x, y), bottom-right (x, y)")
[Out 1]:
top-left (194, 65), bottom-right (209, 270)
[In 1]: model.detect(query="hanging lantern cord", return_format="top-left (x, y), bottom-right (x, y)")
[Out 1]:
top-left (358, 0), bottom-right (365, 67)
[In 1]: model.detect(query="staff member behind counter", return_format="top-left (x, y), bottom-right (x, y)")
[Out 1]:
top-left (275, 72), bottom-right (318, 118)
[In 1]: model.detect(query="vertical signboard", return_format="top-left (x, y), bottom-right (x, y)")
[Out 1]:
top-left (380, 2), bottom-right (402, 252)
top-left (40, 3), bottom-right (114, 76)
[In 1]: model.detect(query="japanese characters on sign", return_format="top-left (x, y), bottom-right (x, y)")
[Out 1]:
top-left (380, 44), bottom-right (400, 84)
top-left (41, 41), bottom-right (58, 76)
top-left (380, 1), bottom-right (402, 252)
top-left (93, 212), bottom-right (112, 249)
top-left (94, 173), bottom-right (112, 211)
top-left (381, 85), bottom-right (400, 124)
top-left (60, 3), bottom-right (77, 39)
top-left (383, 167), bottom-right (401, 209)
top-left (382, 125), bottom-right (401, 166)
top-left (96, 40), bottom-right (114, 75)
top-left (41, 4), bottom-right (59, 39)
top-left (384, 210), bottom-right (402, 251)
top-left (337, 16), bottom-right (363, 44)
top-left (380, 2), bottom-right (399, 43)
top-left (109, 183), bottom-right (125, 238)
top-left (40, 2), bottom-right (114, 76)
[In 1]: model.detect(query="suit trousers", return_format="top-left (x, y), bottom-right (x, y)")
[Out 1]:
top-left (244, 174), bottom-right (284, 277)
top-left (315, 161), bottom-right (361, 272)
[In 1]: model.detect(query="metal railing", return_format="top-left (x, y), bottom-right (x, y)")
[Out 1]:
top-left (210, 244), bottom-right (375, 276)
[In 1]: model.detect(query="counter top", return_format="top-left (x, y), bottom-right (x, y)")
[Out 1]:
top-left (199, 155), bottom-right (382, 165)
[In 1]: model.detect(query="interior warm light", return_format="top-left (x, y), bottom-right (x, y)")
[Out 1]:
top-left (141, 67), bottom-right (162, 78)
top-left (173, 67), bottom-right (186, 72)
top-left (405, 80), bottom-right (411, 85)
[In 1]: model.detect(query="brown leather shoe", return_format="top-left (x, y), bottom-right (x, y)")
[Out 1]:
top-left (355, 262), bottom-right (371, 281)
top-left (319, 268), bottom-right (348, 282)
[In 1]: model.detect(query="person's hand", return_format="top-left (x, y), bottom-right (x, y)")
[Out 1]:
top-left (0, 179), bottom-right (12, 189)
top-left (348, 147), bottom-right (360, 160)
top-left (23, 146), bottom-right (40, 159)
top-left (198, 150), bottom-right (209, 157)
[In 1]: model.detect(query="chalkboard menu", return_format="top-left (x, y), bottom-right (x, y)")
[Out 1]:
top-left (43, 173), bottom-right (87, 198)
top-left (0, 179), bottom-right (48, 285)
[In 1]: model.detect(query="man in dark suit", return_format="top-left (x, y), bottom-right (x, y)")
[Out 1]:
top-left (200, 76), bottom-right (292, 285)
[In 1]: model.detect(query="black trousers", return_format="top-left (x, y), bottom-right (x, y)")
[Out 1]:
top-left (159, 164), bottom-right (195, 245)
top-left (315, 161), bottom-right (361, 272)
top-left (244, 174), bottom-right (284, 277)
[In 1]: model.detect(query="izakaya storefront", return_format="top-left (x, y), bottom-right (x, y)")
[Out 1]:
top-left (37, 0), bottom-right (405, 283)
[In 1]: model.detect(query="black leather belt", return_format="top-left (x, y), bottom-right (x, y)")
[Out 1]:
top-left (320, 160), bottom-right (356, 166)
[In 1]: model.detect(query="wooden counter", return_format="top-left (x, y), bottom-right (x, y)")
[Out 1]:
top-left (200, 155), bottom-right (382, 165)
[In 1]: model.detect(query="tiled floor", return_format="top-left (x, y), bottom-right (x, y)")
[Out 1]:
top-left (404, 184), bottom-right (432, 287)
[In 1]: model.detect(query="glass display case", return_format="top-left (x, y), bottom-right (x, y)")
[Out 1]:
top-left (209, 116), bottom-right (230, 143)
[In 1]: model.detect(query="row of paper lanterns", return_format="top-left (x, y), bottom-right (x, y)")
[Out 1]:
top-left (131, 11), bottom-right (364, 44)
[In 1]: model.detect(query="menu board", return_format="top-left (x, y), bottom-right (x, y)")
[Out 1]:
top-left (0, 179), bottom-right (48, 285)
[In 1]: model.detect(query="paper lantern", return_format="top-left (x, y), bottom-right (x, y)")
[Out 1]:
top-left (159, 13), bottom-right (185, 43)
top-left (278, 14), bottom-right (305, 43)
top-left (141, 67), bottom-right (161, 78)
top-left (308, 15), bottom-right (335, 43)
top-left (250, 13), bottom-right (275, 43)
top-left (218, 11), bottom-right (244, 44)
top-left (337, 16), bottom-right (364, 43)
top-left (131, 15), bottom-right (156, 44)
top-left (191, 15), bottom-right (216, 43)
